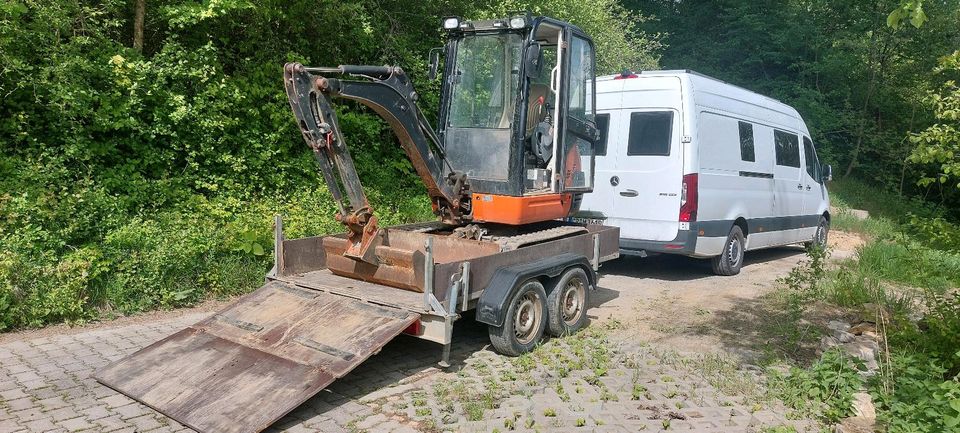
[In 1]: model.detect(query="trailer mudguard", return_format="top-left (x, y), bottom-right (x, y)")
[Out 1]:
top-left (475, 252), bottom-right (596, 327)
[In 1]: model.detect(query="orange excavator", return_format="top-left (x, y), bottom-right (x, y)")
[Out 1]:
top-left (94, 15), bottom-right (619, 433)
top-left (282, 13), bottom-right (600, 267)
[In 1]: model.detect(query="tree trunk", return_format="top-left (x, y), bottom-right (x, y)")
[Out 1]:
top-left (133, 0), bottom-right (145, 52)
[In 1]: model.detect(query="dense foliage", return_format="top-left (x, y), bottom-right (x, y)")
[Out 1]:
top-left (627, 0), bottom-right (960, 215)
top-left (0, 0), bottom-right (660, 329)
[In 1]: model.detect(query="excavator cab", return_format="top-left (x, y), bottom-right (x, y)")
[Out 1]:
top-left (437, 15), bottom-right (598, 224)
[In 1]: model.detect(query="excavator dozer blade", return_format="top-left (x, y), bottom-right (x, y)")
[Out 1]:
top-left (93, 280), bottom-right (419, 433)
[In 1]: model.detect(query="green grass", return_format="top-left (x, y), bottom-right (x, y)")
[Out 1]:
top-left (770, 179), bottom-right (960, 432)
top-left (829, 178), bottom-right (944, 222)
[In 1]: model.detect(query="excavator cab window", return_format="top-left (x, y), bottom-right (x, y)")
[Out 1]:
top-left (444, 32), bottom-right (523, 183)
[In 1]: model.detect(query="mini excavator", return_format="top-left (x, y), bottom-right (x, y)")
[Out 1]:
top-left (283, 13), bottom-right (600, 271)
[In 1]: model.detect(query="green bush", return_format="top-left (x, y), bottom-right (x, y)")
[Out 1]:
top-left (770, 349), bottom-right (865, 423)
top-left (872, 354), bottom-right (960, 433)
top-left (907, 214), bottom-right (960, 253)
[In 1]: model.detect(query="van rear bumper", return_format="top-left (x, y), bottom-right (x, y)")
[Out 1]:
top-left (620, 227), bottom-right (699, 257)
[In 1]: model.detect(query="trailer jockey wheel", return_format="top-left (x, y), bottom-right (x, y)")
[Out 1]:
top-left (547, 267), bottom-right (589, 336)
top-left (489, 279), bottom-right (547, 356)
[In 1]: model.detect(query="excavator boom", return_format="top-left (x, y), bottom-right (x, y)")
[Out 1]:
top-left (283, 63), bottom-right (469, 261)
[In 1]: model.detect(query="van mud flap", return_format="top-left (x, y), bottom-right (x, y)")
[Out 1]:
top-left (93, 280), bottom-right (419, 433)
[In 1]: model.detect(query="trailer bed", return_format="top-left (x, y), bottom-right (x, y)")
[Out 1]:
top-left (277, 269), bottom-right (431, 313)
top-left (95, 221), bottom-right (619, 433)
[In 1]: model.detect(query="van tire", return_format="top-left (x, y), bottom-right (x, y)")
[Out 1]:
top-left (546, 267), bottom-right (589, 337)
top-left (711, 225), bottom-right (745, 276)
top-left (488, 279), bottom-right (548, 356)
top-left (804, 216), bottom-right (829, 250)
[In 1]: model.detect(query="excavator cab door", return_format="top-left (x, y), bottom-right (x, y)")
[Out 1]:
top-left (554, 27), bottom-right (597, 193)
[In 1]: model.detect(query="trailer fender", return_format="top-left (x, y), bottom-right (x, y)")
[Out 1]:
top-left (476, 253), bottom-right (595, 327)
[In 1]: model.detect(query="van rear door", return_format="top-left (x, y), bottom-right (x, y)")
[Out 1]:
top-left (609, 106), bottom-right (683, 241)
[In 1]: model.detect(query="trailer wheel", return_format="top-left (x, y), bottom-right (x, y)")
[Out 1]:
top-left (547, 267), bottom-right (589, 336)
top-left (711, 225), bottom-right (744, 276)
top-left (488, 279), bottom-right (548, 356)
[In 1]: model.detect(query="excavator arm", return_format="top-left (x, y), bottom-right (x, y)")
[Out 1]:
top-left (283, 63), bottom-right (469, 261)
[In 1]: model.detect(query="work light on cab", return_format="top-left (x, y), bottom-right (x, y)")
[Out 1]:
top-left (442, 16), bottom-right (460, 30)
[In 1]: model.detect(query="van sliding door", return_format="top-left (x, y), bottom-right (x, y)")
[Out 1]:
top-left (772, 130), bottom-right (805, 243)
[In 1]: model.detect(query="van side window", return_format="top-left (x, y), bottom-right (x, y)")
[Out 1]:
top-left (774, 130), bottom-right (800, 168)
top-left (738, 121), bottom-right (755, 162)
top-left (803, 136), bottom-right (821, 183)
top-left (594, 113), bottom-right (610, 156)
top-left (627, 111), bottom-right (673, 156)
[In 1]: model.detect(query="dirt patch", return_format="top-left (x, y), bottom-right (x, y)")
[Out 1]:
top-left (0, 296), bottom-right (236, 344)
top-left (829, 231), bottom-right (866, 260)
top-left (588, 231), bottom-right (864, 364)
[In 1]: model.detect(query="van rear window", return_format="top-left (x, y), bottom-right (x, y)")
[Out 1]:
top-left (774, 130), bottom-right (800, 168)
top-left (738, 121), bottom-right (755, 162)
top-left (594, 114), bottom-right (610, 156)
top-left (627, 111), bottom-right (673, 156)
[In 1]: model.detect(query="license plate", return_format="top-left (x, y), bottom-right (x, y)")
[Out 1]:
top-left (569, 217), bottom-right (605, 226)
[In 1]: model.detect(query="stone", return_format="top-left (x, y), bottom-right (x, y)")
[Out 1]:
top-left (834, 330), bottom-right (855, 343)
top-left (850, 393), bottom-right (876, 419)
top-left (848, 322), bottom-right (876, 336)
top-left (819, 336), bottom-right (840, 352)
top-left (843, 339), bottom-right (880, 372)
top-left (835, 416), bottom-right (875, 433)
top-left (827, 320), bottom-right (851, 332)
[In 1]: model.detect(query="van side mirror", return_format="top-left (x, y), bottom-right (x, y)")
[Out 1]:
top-left (524, 42), bottom-right (543, 78)
top-left (821, 164), bottom-right (833, 182)
top-left (428, 47), bottom-right (441, 81)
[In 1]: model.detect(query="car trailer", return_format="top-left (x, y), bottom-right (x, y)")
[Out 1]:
top-left (94, 218), bottom-right (618, 433)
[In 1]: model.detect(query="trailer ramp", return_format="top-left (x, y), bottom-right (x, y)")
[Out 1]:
top-left (94, 280), bottom-right (419, 433)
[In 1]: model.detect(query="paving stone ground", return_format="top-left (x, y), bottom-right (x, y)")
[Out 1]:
top-left (0, 307), bottom-right (821, 433)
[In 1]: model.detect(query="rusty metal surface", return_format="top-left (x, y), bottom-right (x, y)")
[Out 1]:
top-left (94, 280), bottom-right (419, 433)
top-left (433, 224), bottom-right (620, 304)
top-left (277, 270), bottom-right (431, 313)
top-left (320, 229), bottom-right (501, 292)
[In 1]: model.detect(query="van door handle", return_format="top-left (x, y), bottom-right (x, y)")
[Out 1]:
top-left (619, 189), bottom-right (638, 197)
top-left (806, 185), bottom-right (811, 191)
top-left (797, 184), bottom-right (803, 190)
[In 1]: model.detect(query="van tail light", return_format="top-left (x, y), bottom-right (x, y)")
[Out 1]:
top-left (679, 173), bottom-right (698, 222)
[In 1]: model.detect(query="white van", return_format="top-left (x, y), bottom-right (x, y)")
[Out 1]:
top-left (575, 70), bottom-right (832, 275)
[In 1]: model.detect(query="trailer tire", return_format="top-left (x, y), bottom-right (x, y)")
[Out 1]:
top-left (711, 225), bottom-right (744, 276)
top-left (488, 279), bottom-right (548, 356)
top-left (546, 267), bottom-right (589, 336)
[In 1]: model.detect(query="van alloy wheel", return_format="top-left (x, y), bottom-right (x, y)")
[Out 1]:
top-left (711, 225), bottom-right (745, 276)
top-left (808, 216), bottom-right (829, 249)
top-left (726, 235), bottom-right (743, 269)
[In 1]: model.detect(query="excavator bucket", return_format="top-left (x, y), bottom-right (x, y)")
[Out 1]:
top-left (93, 280), bottom-right (419, 433)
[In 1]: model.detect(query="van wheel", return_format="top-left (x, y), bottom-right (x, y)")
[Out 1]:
top-left (547, 267), bottom-right (589, 337)
top-left (711, 225), bottom-right (745, 276)
top-left (805, 217), bottom-right (829, 250)
top-left (488, 279), bottom-right (548, 356)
